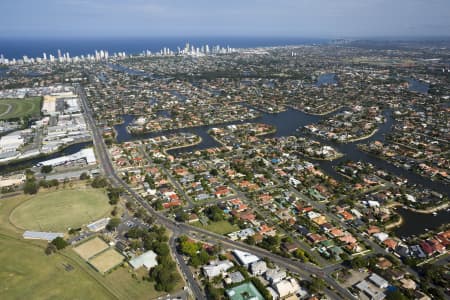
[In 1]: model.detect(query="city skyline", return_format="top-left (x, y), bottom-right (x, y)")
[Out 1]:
top-left (1, 0), bottom-right (450, 38)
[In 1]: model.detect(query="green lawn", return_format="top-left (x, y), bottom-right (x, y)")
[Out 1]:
top-left (0, 189), bottom-right (183, 300)
top-left (0, 97), bottom-right (42, 120)
top-left (0, 192), bottom-right (115, 300)
top-left (10, 188), bottom-right (111, 232)
top-left (0, 235), bottom-right (113, 300)
top-left (192, 220), bottom-right (239, 235)
top-left (103, 266), bottom-right (183, 300)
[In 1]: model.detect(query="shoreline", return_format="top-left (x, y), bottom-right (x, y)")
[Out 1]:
top-left (358, 146), bottom-right (450, 188)
top-left (385, 214), bottom-right (404, 230)
top-left (388, 201), bottom-right (449, 214)
top-left (209, 134), bottom-right (227, 147)
top-left (0, 139), bottom-right (92, 168)
top-left (342, 128), bottom-right (379, 143)
top-left (304, 152), bottom-right (344, 161)
top-left (125, 114), bottom-right (262, 136)
top-left (162, 136), bottom-right (203, 155)
top-left (255, 127), bottom-right (277, 137)
top-left (291, 105), bottom-right (344, 116)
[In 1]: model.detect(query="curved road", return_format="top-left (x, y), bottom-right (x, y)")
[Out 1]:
top-left (76, 84), bottom-right (355, 300)
top-left (0, 103), bottom-right (12, 118)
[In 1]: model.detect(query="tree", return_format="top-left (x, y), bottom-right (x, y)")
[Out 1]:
top-left (41, 165), bottom-right (53, 174)
top-left (206, 205), bottom-right (225, 222)
top-left (349, 255), bottom-right (368, 269)
top-left (125, 201), bottom-right (135, 210)
top-left (45, 243), bottom-right (57, 255)
top-left (245, 235), bottom-right (256, 245)
top-left (179, 238), bottom-right (200, 257)
top-left (91, 176), bottom-right (108, 188)
top-left (25, 169), bottom-right (35, 177)
top-left (197, 249), bottom-right (210, 265)
top-left (293, 249), bottom-right (309, 262)
top-left (251, 277), bottom-right (273, 300)
top-left (309, 277), bottom-right (325, 293)
top-left (149, 262), bottom-right (178, 292)
top-left (154, 243), bottom-right (170, 256)
top-left (39, 179), bottom-right (51, 188)
top-left (106, 218), bottom-right (121, 231)
top-left (174, 207), bottom-right (188, 222)
top-left (209, 169), bottom-right (219, 176)
top-left (107, 187), bottom-right (122, 205)
top-left (79, 172), bottom-right (90, 180)
top-left (386, 290), bottom-right (408, 300)
top-left (205, 282), bottom-right (223, 300)
top-left (51, 237), bottom-right (68, 250)
top-left (144, 174), bottom-right (155, 189)
top-left (24, 180), bottom-right (39, 194)
top-left (111, 206), bottom-right (118, 216)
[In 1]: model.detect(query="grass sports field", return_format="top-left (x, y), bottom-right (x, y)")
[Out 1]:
top-left (0, 192), bottom-right (113, 300)
top-left (0, 235), bottom-right (113, 300)
top-left (88, 248), bottom-right (124, 274)
top-left (0, 189), bottom-right (176, 300)
top-left (0, 97), bottom-right (42, 120)
top-left (74, 237), bottom-right (109, 260)
top-left (10, 188), bottom-right (111, 232)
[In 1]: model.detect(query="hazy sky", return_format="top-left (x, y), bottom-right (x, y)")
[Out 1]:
top-left (1, 0), bottom-right (449, 38)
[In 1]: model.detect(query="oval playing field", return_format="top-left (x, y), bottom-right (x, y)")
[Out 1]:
top-left (10, 189), bottom-right (111, 232)
top-left (0, 97), bottom-right (42, 120)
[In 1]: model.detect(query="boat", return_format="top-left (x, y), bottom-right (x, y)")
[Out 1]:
top-left (432, 212), bottom-right (438, 216)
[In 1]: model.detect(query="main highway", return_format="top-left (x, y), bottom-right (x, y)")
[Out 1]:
top-left (76, 84), bottom-right (355, 300)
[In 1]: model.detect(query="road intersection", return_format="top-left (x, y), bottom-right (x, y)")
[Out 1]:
top-left (77, 84), bottom-right (357, 299)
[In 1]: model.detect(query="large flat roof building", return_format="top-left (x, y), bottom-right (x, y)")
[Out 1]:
top-left (233, 249), bottom-right (259, 266)
top-left (226, 282), bottom-right (264, 300)
top-left (129, 250), bottom-right (158, 270)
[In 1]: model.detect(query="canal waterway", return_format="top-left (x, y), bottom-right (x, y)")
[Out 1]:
top-left (106, 71), bottom-right (447, 236)
top-left (0, 67), bottom-right (8, 78)
top-left (113, 103), bottom-right (448, 236)
top-left (0, 141), bottom-right (92, 174)
top-left (394, 207), bottom-right (450, 237)
top-left (407, 78), bottom-right (429, 94)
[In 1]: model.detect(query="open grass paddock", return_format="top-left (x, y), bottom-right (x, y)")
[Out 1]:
top-left (0, 235), bottom-right (112, 300)
top-left (10, 188), bottom-right (111, 232)
top-left (0, 97), bottom-right (41, 120)
top-left (192, 220), bottom-right (239, 235)
top-left (0, 189), bottom-right (183, 299)
top-left (0, 192), bottom-right (113, 300)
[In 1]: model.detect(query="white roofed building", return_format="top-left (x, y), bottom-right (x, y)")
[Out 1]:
top-left (129, 250), bottom-right (158, 270)
top-left (273, 278), bottom-right (300, 299)
top-left (202, 260), bottom-right (234, 279)
top-left (233, 249), bottom-right (259, 266)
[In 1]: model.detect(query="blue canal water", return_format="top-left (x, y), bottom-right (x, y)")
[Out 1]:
top-left (394, 207), bottom-right (450, 237)
top-left (0, 141), bottom-right (92, 174)
top-left (315, 73), bottom-right (337, 86)
top-left (112, 91), bottom-right (448, 236)
top-left (0, 67), bottom-right (8, 78)
top-left (407, 78), bottom-right (429, 94)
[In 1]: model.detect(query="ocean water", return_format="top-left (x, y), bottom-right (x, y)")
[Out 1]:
top-left (0, 37), bottom-right (327, 60)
